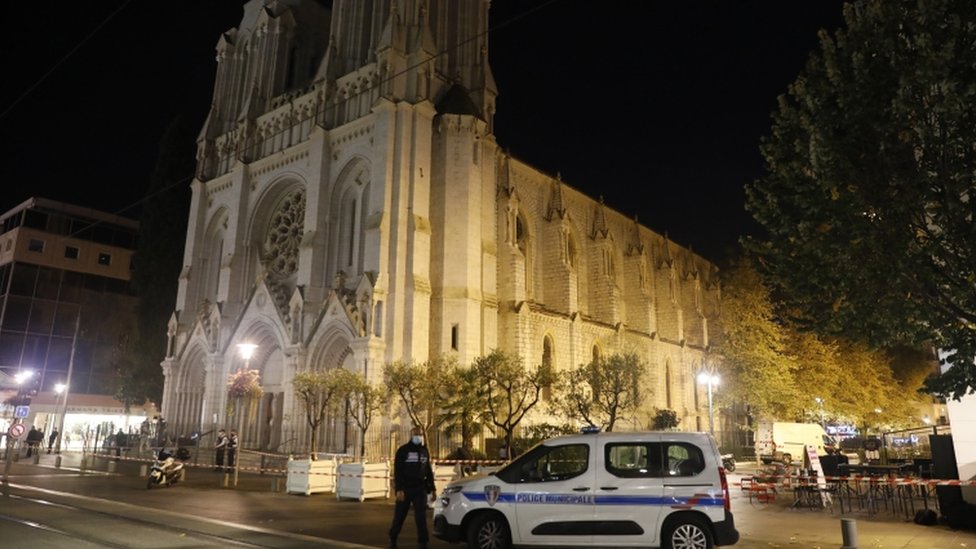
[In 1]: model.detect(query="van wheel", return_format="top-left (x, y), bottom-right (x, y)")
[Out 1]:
top-left (782, 454), bottom-right (792, 466)
top-left (663, 516), bottom-right (713, 549)
top-left (467, 513), bottom-right (510, 549)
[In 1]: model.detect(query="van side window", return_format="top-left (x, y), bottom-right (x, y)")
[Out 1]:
top-left (606, 443), bottom-right (664, 478)
top-left (515, 444), bottom-right (589, 483)
top-left (666, 442), bottom-right (705, 477)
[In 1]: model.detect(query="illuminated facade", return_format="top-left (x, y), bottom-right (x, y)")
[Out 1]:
top-left (160, 0), bottom-right (720, 456)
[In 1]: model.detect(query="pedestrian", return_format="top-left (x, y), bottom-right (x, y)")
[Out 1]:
top-left (156, 416), bottom-right (168, 448)
top-left (226, 429), bottom-right (238, 471)
top-left (388, 426), bottom-right (435, 549)
top-left (114, 429), bottom-right (126, 461)
top-left (139, 418), bottom-right (150, 454)
top-left (47, 428), bottom-right (59, 453)
top-left (214, 429), bottom-right (228, 471)
top-left (26, 426), bottom-right (41, 457)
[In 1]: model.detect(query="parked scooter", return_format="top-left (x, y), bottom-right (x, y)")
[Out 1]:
top-left (147, 447), bottom-right (191, 489)
top-left (721, 453), bottom-right (736, 472)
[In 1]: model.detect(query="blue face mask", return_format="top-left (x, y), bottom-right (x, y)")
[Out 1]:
top-left (411, 435), bottom-right (423, 445)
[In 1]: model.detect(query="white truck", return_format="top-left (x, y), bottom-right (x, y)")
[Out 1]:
top-left (755, 421), bottom-right (835, 465)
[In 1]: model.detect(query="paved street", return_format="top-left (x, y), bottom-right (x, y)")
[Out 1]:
top-left (2, 450), bottom-right (975, 548)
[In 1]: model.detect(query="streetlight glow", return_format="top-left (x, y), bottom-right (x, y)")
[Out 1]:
top-left (237, 342), bottom-right (257, 361)
top-left (815, 397), bottom-right (826, 429)
top-left (232, 342), bottom-right (258, 487)
top-left (697, 371), bottom-right (720, 436)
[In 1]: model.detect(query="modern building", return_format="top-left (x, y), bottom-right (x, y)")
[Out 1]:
top-left (0, 197), bottom-right (139, 401)
top-left (160, 0), bottom-right (721, 457)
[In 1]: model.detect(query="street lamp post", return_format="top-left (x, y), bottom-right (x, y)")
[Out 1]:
top-left (233, 343), bottom-right (258, 488)
top-left (815, 397), bottom-right (826, 429)
top-left (697, 371), bottom-right (720, 436)
top-left (4, 371), bottom-right (34, 481)
top-left (52, 383), bottom-right (65, 456)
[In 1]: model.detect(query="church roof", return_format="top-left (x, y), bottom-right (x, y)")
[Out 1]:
top-left (436, 83), bottom-right (483, 120)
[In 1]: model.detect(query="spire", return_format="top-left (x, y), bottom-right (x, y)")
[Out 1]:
top-left (376, 1), bottom-right (406, 54)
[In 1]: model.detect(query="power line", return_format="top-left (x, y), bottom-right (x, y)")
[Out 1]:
top-left (0, 0), bottom-right (134, 122)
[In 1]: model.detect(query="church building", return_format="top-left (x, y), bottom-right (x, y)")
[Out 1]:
top-left (160, 0), bottom-right (721, 456)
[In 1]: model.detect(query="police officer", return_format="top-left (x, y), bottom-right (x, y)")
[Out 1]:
top-left (389, 426), bottom-right (435, 549)
top-left (214, 429), bottom-right (228, 471)
top-left (226, 429), bottom-right (238, 470)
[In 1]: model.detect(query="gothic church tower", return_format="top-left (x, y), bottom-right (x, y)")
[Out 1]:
top-left (161, 0), bottom-right (719, 455)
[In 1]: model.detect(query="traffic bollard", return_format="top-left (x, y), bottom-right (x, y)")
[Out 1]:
top-left (33, 452), bottom-right (40, 464)
top-left (841, 517), bottom-right (858, 549)
top-left (140, 464), bottom-right (147, 477)
top-left (107, 460), bottom-right (117, 473)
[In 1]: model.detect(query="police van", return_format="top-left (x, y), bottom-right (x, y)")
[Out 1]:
top-left (433, 429), bottom-right (739, 549)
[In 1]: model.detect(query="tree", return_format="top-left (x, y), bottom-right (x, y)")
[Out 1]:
top-left (119, 116), bottom-right (193, 407)
top-left (721, 256), bottom-right (928, 426)
top-left (471, 350), bottom-right (553, 454)
top-left (439, 363), bottom-right (486, 456)
top-left (650, 409), bottom-right (680, 431)
top-left (340, 369), bottom-right (387, 459)
top-left (718, 259), bottom-right (801, 419)
top-left (382, 356), bottom-right (454, 441)
top-left (551, 353), bottom-right (647, 431)
top-left (292, 368), bottom-right (348, 455)
top-left (744, 0), bottom-right (976, 399)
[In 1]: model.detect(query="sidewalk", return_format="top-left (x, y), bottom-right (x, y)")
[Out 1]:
top-left (3, 450), bottom-right (976, 548)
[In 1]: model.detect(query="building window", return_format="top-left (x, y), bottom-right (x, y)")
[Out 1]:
top-left (65, 246), bottom-right (79, 259)
top-left (29, 239), bottom-right (45, 252)
top-left (97, 252), bottom-right (112, 266)
top-left (451, 324), bottom-right (459, 351)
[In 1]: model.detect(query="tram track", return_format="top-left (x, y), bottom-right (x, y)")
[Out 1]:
top-left (0, 484), bottom-right (339, 548)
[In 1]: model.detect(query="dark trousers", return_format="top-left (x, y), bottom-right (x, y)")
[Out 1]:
top-left (389, 489), bottom-right (429, 545)
top-left (227, 449), bottom-right (236, 468)
top-left (215, 449), bottom-right (225, 469)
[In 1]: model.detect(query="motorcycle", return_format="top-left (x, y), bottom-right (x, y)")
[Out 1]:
top-left (147, 447), bottom-right (190, 489)
top-left (721, 453), bottom-right (736, 472)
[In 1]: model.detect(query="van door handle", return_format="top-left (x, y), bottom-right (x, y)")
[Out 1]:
top-left (572, 487), bottom-right (590, 492)
top-left (600, 486), bottom-right (618, 491)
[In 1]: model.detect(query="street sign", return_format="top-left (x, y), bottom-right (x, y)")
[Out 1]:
top-left (14, 405), bottom-right (29, 418)
top-left (8, 423), bottom-right (26, 439)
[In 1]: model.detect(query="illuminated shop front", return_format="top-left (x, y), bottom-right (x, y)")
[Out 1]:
top-left (24, 391), bottom-right (152, 451)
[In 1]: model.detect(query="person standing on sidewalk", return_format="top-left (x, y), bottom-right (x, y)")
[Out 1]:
top-left (214, 429), bottom-right (228, 471)
top-left (226, 429), bottom-right (238, 471)
top-left (47, 428), bottom-right (59, 453)
top-left (388, 426), bottom-right (435, 549)
top-left (26, 426), bottom-right (41, 457)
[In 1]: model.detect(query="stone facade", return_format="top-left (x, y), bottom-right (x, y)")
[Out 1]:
top-left (159, 0), bottom-right (720, 456)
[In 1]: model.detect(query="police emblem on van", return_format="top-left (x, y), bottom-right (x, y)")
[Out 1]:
top-left (484, 484), bottom-right (501, 506)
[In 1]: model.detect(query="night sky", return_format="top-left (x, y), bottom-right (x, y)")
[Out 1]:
top-left (0, 1), bottom-right (846, 264)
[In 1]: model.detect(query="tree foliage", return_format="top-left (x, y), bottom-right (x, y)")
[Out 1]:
top-left (471, 350), bottom-right (553, 453)
top-left (382, 355), bottom-right (454, 440)
top-left (650, 409), bottom-right (680, 431)
top-left (551, 353), bottom-right (647, 432)
top-left (721, 257), bottom-right (928, 427)
top-left (119, 116), bottom-right (193, 408)
top-left (744, 0), bottom-right (976, 399)
top-left (718, 259), bottom-right (800, 419)
top-left (439, 363), bottom-right (487, 455)
top-left (292, 368), bottom-right (349, 455)
top-left (339, 369), bottom-right (387, 459)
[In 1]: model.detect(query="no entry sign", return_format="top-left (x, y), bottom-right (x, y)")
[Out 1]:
top-left (8, 423), bottom-right (26, 439)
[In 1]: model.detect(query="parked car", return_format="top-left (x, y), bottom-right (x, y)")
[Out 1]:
top-left (433, 428), bottom-right (738, 549)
